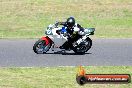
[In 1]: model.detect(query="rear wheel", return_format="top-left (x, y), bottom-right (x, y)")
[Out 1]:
top-left (85, 37), bottom-right (92, 52)
top-left (73, 37), bottom-right (92, 54)
top-left (33, 39), bottom-right (51, 54)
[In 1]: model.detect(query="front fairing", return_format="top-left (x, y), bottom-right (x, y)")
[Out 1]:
top-left (45, 26), bottom-right (67, 47)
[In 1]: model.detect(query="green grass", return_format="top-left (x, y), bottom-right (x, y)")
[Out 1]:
top-left (0, 0), bottom-right (132, 38)
top-left (0, 66), bottom-right (132, 88)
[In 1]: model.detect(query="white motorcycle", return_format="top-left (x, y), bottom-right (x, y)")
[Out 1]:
top-left (33, 23), bottom-right (95, 54)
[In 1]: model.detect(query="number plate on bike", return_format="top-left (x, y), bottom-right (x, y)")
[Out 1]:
top-left (45, 29), bottom-right (53, 35)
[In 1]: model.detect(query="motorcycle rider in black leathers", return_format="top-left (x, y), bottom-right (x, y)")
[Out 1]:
top-left (55, 17), bottom-right (85, 50)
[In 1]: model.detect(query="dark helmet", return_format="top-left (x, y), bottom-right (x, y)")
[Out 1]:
top-left (66, 17), bottom-right (75, 28)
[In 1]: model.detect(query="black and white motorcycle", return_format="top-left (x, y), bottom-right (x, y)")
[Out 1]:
top-left (33, 23), bottom-right (95, 54)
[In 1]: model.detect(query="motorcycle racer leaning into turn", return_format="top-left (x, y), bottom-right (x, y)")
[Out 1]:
top-left (55, 17), bottom-right (85, 51)
top-left (33, 16), bottom-right (95, 54)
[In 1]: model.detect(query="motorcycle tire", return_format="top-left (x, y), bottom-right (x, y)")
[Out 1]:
top-left (33, 39), bottom-right (51, 54)
top-left (73, 37), bottom-right (92, 54)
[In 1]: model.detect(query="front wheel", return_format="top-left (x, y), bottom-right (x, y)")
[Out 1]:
top-left (33, 39), bottom-right (51, 54)
top-left (73, 37), bottom-right (92, 54)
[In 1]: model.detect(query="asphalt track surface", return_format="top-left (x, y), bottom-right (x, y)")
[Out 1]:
top-left (0, 39), bottom-right (132, 67)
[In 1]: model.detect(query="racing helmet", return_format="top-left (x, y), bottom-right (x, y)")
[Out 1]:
top-left (66, 17), bottom-right (75, 28)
